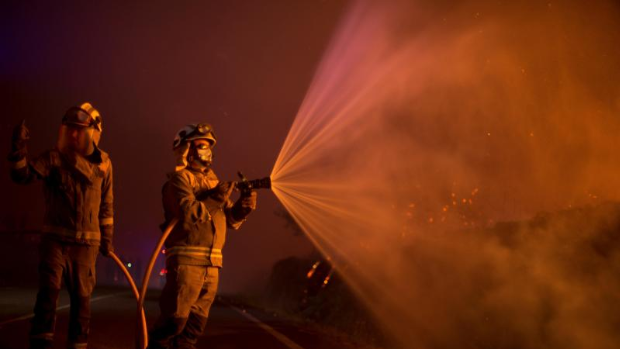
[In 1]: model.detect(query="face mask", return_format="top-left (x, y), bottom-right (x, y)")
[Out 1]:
top-left (188, 143), bottom-right (213, 169)
top-left (196, 146), bottom-right (213, 165)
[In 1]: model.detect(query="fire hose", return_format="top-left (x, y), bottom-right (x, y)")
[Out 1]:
top-left (136, 217), bottom-right (179, 349)
top-left (108, 252), bottom-right (148, 347)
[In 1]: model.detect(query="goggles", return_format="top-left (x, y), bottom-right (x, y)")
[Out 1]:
top-left (194, 123), bottom-right (215, 137)
top-left (62, 107), bottom-right (102, 130)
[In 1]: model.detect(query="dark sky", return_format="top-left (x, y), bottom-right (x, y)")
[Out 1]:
top-left (0, 0), bottom-right (346, 292)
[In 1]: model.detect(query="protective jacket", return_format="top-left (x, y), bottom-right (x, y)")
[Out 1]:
top-left (161, 167), bottom-right (243, 267)
top-left (10, 147), bottom-right (114, 245)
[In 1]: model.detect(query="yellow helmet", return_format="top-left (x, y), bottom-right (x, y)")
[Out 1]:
top-left (62, 102), bottom-right (102, 132)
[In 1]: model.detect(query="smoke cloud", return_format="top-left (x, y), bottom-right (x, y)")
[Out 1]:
top-left (272, 0), bottom-right (620, 348)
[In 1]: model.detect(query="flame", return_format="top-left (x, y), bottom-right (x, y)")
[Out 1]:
top-left (306, 261), bottom-right (321, 279)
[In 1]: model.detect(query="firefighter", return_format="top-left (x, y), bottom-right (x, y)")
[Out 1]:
top-left (8, 103), bottom-right (114, 349)
top-left (148, 123), bottom-right (257, 349)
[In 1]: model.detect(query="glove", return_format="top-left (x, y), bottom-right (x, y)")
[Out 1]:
top-left (99, 225), bottom-right (114, 257)
top-left (207, 181), bottom-right (236, 205)
top-left (232, 190), bottom-right (257, 221)
top-left (8, 120), bottom-right (30, 161)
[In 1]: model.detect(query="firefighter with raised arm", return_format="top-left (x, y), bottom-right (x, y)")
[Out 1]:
top-left (7, 103), bottom-right (114, 349)
top-left (148, 123), bottom-right (257, 349)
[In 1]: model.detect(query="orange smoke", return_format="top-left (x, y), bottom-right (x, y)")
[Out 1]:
top-left (271, 0), bottom-right (620, 348)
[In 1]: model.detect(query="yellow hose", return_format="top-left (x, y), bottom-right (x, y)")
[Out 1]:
top-left (109, 252), bottom-right (148, 348)
top-left (137, 218), bottom-right (179, 349)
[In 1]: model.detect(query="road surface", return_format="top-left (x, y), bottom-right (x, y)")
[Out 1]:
top-left (0, 287), bottom-right (360, 349)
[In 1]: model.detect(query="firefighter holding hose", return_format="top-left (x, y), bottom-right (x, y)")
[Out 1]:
top-left (7, 103), bottom-right (114, 349)
top-left (148, 123), bottom-right (257, 349)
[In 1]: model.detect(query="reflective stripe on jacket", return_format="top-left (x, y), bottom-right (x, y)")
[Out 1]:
top-left (165, 246), bottom-right (223, 266)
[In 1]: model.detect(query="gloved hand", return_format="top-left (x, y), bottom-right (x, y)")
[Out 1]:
top-left (232, 190), bottom-right (257, 221)
top-left (9, 120), bottom-right (30, 161)
top-left (99, 225), bottom-right (114, 257)
top-left (208, 181), bottom-right (236, 205)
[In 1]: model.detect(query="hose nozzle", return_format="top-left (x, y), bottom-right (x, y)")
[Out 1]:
top-left (237, 171), bottom-right (271, 195)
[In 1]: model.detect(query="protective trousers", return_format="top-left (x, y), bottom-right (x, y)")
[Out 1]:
top-left (148, 265), bottom-right (219, 349)
top-left (30, 238), bottom-right (98, 349)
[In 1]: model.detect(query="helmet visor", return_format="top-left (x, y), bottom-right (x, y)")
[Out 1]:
top-left (58, 124), bottom-right (95, 155)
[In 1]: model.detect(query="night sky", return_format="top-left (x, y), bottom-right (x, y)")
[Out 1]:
top-left (0, 0), bottom-right (346, 292)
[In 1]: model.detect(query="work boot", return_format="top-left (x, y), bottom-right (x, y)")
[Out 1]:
top-left (148, 316), bottom-right (188, 349)
top-left (175, 312), bottom-right (208, 349)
